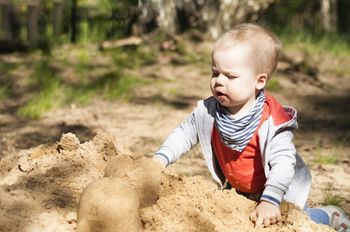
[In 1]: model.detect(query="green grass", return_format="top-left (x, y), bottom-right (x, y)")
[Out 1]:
top-left (18, 79), bottom-right (62, 119)
top-left (110, 45), bottom-right (157, 68)
top-left (13, 41), bottom-right (154, 120)
top-left (171, 40), bottom-right (202, 64)
top-left (105, 76), bottom-right (137, 100)
top-left (322, 192), bottom-right (344, 207)
top-left (314, 147), bottom-right (341, 165)
top-left (325, 65), bottom-right (350, 79)
top-left (17, 58), bottom-right (60, 119)
top-left (82, 70), bottom-right (141, 101)
top-left (0, 84), bottom-right (10, 100)
top-left (275, 27), bottom-right (350, 57)
top-left (0, 86), bottom-right (8, 100)
top-left (18, 68), bottom-right (141, 119)
top-left (0, 62), bottom-right (19, 72)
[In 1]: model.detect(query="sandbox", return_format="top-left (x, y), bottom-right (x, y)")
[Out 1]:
top-left (0, 132), bottom-right (333, 231)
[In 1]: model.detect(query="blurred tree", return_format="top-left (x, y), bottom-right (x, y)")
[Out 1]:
top-left (71, 0), bottom-right (77, 42)
top-left (337, 0), bottom-right (350, 33)
top-left (1, 0), bottom-right (349, 53)
top-left (260, 0), bottom-right (350, 34)
top-left (260, 0), bottom-right (321, 31)
top-left (27, 3), bottom-right (39, 48)
top-left (53, 0), bottom-right (63, 36)
top-left (321, 0), bottom-right (337, 32)
top-left (135, 0), bottom-right (275, 39)
top-left (1, 3), bottom-right (20, 41)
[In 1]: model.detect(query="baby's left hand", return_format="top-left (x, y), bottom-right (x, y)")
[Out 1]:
top-left (249, 201), bottom-right (281, 227)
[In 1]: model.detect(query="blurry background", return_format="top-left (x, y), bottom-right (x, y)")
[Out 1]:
top-left (0, 0), bottom-right (349, 51)
top-left (0, 0), bottom-right (349, 118)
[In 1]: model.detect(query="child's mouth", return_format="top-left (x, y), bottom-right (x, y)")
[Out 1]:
top-left (217, 91), bottom-right (225, 96)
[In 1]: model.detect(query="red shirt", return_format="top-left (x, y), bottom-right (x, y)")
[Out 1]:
top-left (211, 101), bottom-right (270, 193)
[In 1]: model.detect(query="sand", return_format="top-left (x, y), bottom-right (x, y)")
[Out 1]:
top-left (0, 132), bottom-right (334, 232)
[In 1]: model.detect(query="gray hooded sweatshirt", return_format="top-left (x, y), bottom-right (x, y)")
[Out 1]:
top-left (154, 96), bottom-right (311, 208)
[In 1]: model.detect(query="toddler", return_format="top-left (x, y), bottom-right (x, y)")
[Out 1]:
top-left (153, 23), bottom-right (349, 231)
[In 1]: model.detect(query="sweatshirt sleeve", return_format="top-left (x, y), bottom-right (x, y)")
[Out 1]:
top-left (153, 109), bottom-right (199, 166)
top-left (260, 130), bottom-right (296, 206)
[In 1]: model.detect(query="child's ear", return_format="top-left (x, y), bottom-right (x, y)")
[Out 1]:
top-left (256, 73), bottom-right (267, 90)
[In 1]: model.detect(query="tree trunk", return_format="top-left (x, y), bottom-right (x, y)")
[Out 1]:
top-left (53, 0), bottom-right (64, 36)
top-left (28, 4), bottom-right (39, 48)
top-left (337, 0), bottom-right (350, 33)
top-left (321, 0), bottom-right (338, 32)
top-left (0, 5), bottom-right (6, 39)
top-left (70, 0), bottom-right (77, 43)
top-left (2, 3), bottom-right (20, 41)
top-left (136, 0), bottom-right (275, 39)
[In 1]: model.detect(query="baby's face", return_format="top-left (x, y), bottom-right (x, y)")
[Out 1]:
top-left (210, 44), bottom-right (261, 115)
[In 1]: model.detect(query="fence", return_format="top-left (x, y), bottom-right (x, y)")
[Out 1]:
top-left (0, 0), bottom-right (73, 51)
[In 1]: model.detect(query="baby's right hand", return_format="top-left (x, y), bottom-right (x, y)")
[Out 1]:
top-left (152, 157), bottom-right (167, 169)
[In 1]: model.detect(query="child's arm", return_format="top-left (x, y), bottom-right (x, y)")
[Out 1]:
top-left (251, 130), bottom-right (297, 226)
top-left (153, 110), bottom-right (199, 167)
top-left (261, 130), bottom-right (296, 206)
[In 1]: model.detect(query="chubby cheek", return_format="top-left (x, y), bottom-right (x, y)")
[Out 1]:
top-left (209, 79), bottom-right (215, 93)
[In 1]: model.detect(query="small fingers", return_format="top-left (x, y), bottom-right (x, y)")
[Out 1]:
top-left (277, 215), bottom-right (282, 222)
top-left (255, 216), bottom-right (264, 227)
top-left (269, 217), bottom-right (277, 225)
top-left (263, 216), bottom-right (281, 227)
top-left (263, 218), bottom-right (270, 227)
top-left (249, 211), bottom-right (257, 222)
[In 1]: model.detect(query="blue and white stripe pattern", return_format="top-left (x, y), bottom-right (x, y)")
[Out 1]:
top-left (215, 90), bottom-right (265, 152)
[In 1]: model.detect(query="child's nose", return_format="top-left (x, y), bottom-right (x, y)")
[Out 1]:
top-left (215, 73), bottom-right (226, 85)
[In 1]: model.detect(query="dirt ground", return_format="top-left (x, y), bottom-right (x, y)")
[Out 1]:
top-left (0, 39), bottom-right (349, 231)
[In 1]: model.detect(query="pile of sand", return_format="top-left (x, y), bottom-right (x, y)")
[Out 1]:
top-left (0, 132), bottom-right (333, 232)
top-left (142, 175), bottom-right (333, 232)
top-left (0, 132), bottom-right (122, 232)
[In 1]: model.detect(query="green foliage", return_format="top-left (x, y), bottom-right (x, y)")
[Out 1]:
top-left (176, 41), bottom-right (201, 63)
top-left (18, 79), bottom-right (61, 119)
top-left (273, 26), bottom-right (350, 57)
top-left (0, 63), bottom-right (17, 100)
top-left (168, 40), bottom-right (203, 65)
top-left (0, 62), bottom-right (18, 72)
top-left (315, 154), bottom-right (339, 165)
top-left (326, 65), bottom-right (350, 78)
top-left (74, 0), bottom-right (139, 42)
top-left (315, 147), bottom-right (341, 165)
top-left (100, 72), bottom-right (139, 100)
top-left (265, 79), bottom-right (280, 92)
top-left (17, 67), bottom-right (141, 119)
top-left (71, 70), bottom-right (141, 103)
top-left (15, 44), bottom-right (147, 119)
top-left (322, 192), bottom-right (344, 207)
top-left (0, 85), bottom-right (10, 100)
top-left (262, 0), bottom-right (317, 29)
top-left (151, 30), bottom-right (169, 43)
top-left (17, 58), bottom-right (62, 119)
top-left (79, 21), bottom-right (90, 44)
top-left (110, 46), bottom-right (157, 68)
top-left (79, 0), bottom-right (137, 15)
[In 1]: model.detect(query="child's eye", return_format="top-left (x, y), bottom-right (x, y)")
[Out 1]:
top-left (211, 71), bottom-right (219, 77)
top-left (227, 75), bottom-right (237, 79)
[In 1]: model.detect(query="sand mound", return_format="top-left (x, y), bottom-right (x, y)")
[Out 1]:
top-left (0, 132), bottom-right (120, 232)
top-left (142, 175), bottom-right (333, 232)
top-left (0, 132), bottom-right (333, 232)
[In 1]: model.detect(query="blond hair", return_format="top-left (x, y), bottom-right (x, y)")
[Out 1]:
top-left (213, 23), bottom-right (281, 79)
